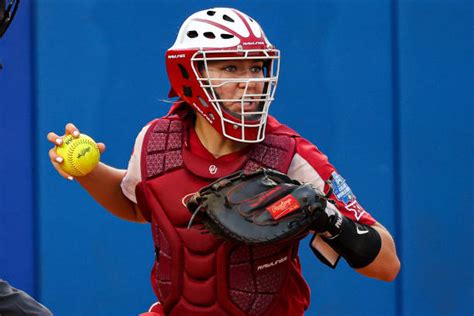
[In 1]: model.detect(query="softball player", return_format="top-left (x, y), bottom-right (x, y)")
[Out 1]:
top-left (48, 8), bottom-right (400, 315)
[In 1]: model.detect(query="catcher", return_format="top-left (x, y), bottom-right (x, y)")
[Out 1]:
top-left (47, 7), bottom-right (400, 315)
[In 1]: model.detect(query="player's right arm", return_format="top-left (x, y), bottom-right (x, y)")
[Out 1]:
top-left (47, 123), bottom-right (146, 223)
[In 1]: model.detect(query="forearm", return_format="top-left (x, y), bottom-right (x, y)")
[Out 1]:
top-left (76, 162), bottom-right (145, 223)
top-left (355, 223), bottom-right (400, 281)
top-left (315, 208), bottom-right (400, 281)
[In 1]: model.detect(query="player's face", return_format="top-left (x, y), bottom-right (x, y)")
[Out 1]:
top-left (203, 59), bottom-right (265, 114)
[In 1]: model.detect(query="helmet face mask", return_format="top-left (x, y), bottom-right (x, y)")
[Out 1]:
top-left (192, 49), bottom-right (279, 142)
top-left (166, 8), bottom-right (280, 143)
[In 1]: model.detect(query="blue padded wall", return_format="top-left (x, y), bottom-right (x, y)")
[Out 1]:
top-left (0, 0), bottom-right (35, 294)
top-left (397, 1), bottom-right (474, 315)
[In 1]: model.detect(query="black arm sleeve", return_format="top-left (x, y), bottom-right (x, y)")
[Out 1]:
top-left (322, 215), bottom-right (382, 269)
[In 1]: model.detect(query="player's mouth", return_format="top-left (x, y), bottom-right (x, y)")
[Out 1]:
top-left (232, 99), bottom-right (258, 112)
top-left (221, 98), bottom-right (264, 121)
top-left (243, 101), bottom-right (257, 112)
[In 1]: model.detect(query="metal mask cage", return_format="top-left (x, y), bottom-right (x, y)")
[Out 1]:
top-left (191, 49), bottom-right (280, 143)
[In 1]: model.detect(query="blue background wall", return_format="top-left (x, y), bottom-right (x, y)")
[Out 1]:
top-left (1, 0), bottom-right (472, 315)
top-left (0, 0), bottom-right (35, 296)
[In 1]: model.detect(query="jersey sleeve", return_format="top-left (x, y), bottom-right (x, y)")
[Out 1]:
top-left (288, 137), bottom-right (377, 268)
top-left (120, 124), bottom-right (151, 204)
top-left (288, 137), bottom-right (376, 225)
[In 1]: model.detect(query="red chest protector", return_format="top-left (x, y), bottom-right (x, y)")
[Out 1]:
top-left (135, 116), bottom-right (310, 316)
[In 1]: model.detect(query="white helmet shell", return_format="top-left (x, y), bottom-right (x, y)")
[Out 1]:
top-left (170, 8), bottom-right (268, 50)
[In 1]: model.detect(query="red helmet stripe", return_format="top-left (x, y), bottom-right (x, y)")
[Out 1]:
top-left (192, 16), bottom-right (263, 42)
top-left (231, 9), bottom-right (258, 39)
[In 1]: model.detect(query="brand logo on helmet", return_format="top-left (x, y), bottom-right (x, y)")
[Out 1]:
top-left (242, 41), bottom-right (264, 46)
top-left (168, 54), bottom-right (186, 59)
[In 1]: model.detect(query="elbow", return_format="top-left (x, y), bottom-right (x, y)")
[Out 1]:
top-left (380, 258), bottom-right (401, 282)
top-left (356, 255), bottom-right (401, 282)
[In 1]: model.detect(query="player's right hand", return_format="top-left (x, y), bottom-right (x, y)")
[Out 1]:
top-left (47, 123), bottom-right (106, 180)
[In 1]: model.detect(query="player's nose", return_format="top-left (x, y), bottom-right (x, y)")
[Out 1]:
top-left (237, 76), bottom-right (259, 90)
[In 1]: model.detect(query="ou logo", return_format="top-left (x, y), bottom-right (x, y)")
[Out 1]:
top-left (209, 165), bottom-right (218, 174)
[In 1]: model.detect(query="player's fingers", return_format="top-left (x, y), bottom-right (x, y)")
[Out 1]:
top-left (65, 123), bottom-right (80, 138)
top-left (47, 132), bottom-right (65, 146)
top-left (48, 148), bottom-right (74, 180)
top-left (97, 142), bottom-right (106, 153)
top-left (48, 147), bottom-right (65, 167)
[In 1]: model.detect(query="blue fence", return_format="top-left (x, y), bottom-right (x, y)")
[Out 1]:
top-left (1, 1), bottom-right (472, 315)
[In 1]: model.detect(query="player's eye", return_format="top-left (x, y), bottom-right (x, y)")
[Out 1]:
top-left (250, 66), bottom-right (263, 73)
top-left (224, 65), bottom-right (237, 72)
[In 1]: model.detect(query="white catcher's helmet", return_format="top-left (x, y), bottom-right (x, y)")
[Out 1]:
top-left (166, 8), bottom-right (280, 143)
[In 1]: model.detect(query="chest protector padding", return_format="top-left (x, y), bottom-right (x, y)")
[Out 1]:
top-left (145, 118), bottom-right (184, 178)
top-left (136, 116), bottom-right (299, 316)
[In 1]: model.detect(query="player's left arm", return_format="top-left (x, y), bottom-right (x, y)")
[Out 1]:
top-left (313, 210), bottom-right (400, 282)
top-left (290, 137), bottom-right (400, 281)
top-left (354, 221), bottom-right (400, 281)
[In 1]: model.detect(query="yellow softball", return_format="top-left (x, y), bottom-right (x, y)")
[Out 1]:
top-left (55, 134), bottom-right (101, 177)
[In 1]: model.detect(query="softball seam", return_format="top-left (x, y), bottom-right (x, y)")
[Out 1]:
top-left (65, 137), bottom-right (99, 176)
